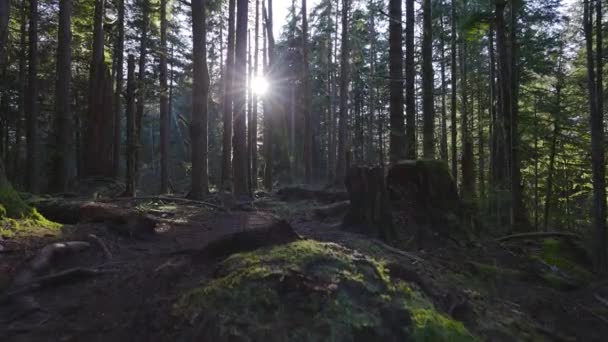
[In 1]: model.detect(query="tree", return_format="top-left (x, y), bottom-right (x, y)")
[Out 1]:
top-left (233, 0), bottom-right (249, 196)
top-left (26, 0), bottom-right (39, 192)
top-left (50, 0), bottom-right (73, 192)
top-left (124, 55), bottom-right (136, 197)
top-left (250, 0), bottom-right (260, 189)
top-left (449, 0), bottom-right (457, 179)
top-left (302, 0), bottom-right (313, 183)
top-left (190, 0), bottom-right (211, 198)
top-left (421, 0), bottom-right (435, 159)
top-left (112, 0), bottom-right (125, 178)
top-left (583, 0), bottom-right (607, 273)
top-left (439, 3), bottom-right (448, 162)
top-left (221, 0), bottom-right (236, 190)
top-left (388, 0), bottom-right (406, 163)
top-left (0, 0), bottom-right (8, 67)
top-left (334, 0), bottom-right (349, 186)
top-left (405, 0), bottom-right (416, 159)
top-left (263, 0), bottom-right (275, 191)
top-left (160, 0), bottom-right (169, 193)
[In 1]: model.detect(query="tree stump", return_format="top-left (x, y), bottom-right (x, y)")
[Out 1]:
top-left (342, 166), bottom-right (395, 241)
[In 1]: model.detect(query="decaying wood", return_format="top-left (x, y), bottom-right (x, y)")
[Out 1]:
top-left (88, 234), bottom-right (112, 260)
top-left (496, 231), bottom-right (582, 243)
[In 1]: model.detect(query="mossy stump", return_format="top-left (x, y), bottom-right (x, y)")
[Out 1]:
top-left (343, 166), bottom-right (395, 241)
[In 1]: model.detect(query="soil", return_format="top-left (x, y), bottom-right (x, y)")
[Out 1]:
top-left (1, 192), bottom-right (607, 341)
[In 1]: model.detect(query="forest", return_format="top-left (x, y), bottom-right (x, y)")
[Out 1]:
top-left (0, 0), bottom-right (607, 340)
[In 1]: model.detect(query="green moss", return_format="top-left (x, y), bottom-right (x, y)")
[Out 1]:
top-left (535, 238), bottom-right (593, 288)
top-left (0, 184), bottom-right (60, 238)
top-left (174, 240), bottom-right (476, 341)
top-left (412, 309), bottom-right (478, 342)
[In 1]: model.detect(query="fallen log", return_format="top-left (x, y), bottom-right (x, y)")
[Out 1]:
top-left (109, 195), bottom-right (226, 211)
top-left (277, 186), bottom-right (349, 203)
top-left (496, 232), bottom-right (582, 243)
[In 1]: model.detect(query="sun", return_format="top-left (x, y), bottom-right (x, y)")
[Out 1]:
top-left (251, 76), bottom-right (269, 96)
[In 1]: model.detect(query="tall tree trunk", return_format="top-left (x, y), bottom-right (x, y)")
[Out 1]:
top-left (460, 41), bottom-right (475, 200)
top-left (221, 0), bottom-right (236, 190)
top-left (190, 0), bottom-right (210, 198)
top-left (124, 55), bottom-right (136, 196)
top-left (421, 0), bottom-right (435, 159)
top-left (449, 0), bottom-right (457, 179)
top-left (302, 0), bottom-right (313, 183)
top-left (26, 0), bottom-right (39, 192)
top-left (584, 0), bottom-right (607, 273)
top-left (388, 0), bottom-right (406, 163)
top-left (405, 0), bottom-right (416, 159)
top-left (328, 0), bottom-right (339, 181)
top-left (233, 0), bottom-right (249, 196)
top-left (0, 0), bottom-right (8, 68)
top-left (477, 81), bottom-right (485, 201)
top-left (334, 0), bottom-right (349, 186)
top-left (14, 2), bottom-right (26, 183)
top-left (368, 2), bottom-right (376, 163)
top-left (159, 0), bottom-right (169, 193)
top-left (262, 0), bottom-right (275, 190)
top-left (439, 6), bottom-right (448, 162)
top-left (251, 0), bottom-right (260, 189)
top-left (543, 78), bottom-right (560, 231)
top-left (51, 0), bottom-right (73, 193)
top-left (135, 0), bottom-right (149, 183)
top-left (247, 30), bottom-right (253, 191)
top-left (112, 0), bottom-right (125, 178)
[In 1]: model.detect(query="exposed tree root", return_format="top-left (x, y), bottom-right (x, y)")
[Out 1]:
top-left (88, 234), bottom-right (112, 260)
top-left (496, 232), bottom-right (582, 242)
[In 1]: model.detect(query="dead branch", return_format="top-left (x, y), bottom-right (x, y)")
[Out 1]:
top-left (88, 234), bottom-right (112, 260)
top-left (496, 231), bottom-right (582, 243)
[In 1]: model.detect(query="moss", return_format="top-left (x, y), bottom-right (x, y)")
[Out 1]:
top-left (0, 183), bottom-right (60, 238)
top-left (535, 238), bottom-right (593, 288)
top-left (412, 308), bottom-right (478, 342)
top-left (174, 240), bottom-right (477, 342)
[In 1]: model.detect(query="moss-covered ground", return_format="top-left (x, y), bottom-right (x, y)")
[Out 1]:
top-left (174, 240), bottom-right (477, 342)
top-left (0, 184), bottom-right (60, 238)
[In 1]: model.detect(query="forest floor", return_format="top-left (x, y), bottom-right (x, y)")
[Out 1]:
top-left (1, 188), bottom-right (608, 341)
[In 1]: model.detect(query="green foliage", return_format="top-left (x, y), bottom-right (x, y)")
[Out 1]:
top-left (0, 183), bottom-right (60, 238)
top-left (534, 238), bottom-right (593, 289)
top-left (174, 240), bottom-right (477, 341)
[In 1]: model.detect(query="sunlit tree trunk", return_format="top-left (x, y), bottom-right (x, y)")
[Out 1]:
top-left (262, 0), bottom-right (275, 191)
top-left (112, 0), bottom-right (125, 179)
top-left (302, 0), bottom-right (313, 183)
top-left (233, 0), bottom-right (249, 196)
top-left (221, 0), bottom-right (236, 190)
top-left (251, 0), bottom-right (260, 189)
top-left (334, 0), bottom-right (349, 186)
top-left (190, 0), bottom-right (211, 198)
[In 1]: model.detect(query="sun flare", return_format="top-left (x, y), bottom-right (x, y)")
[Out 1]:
top-left (251, 76), bottom-right (269, 96)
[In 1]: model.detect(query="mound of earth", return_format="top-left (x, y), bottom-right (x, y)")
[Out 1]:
top-left (173, 240), bottom-right (477, 342)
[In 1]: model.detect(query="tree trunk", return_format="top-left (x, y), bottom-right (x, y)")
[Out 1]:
top-left (190, 0), bottom-right (211, 199)
top-left (251, 0), bottom-right (260, 189)
top-left (14, 2), bottom-right (26, 184)
top-left (233, 0), bottom-right (249, 197)
top-left (124, 55), bottom-right (136, 197)
top-left (51, 0), bottom-right (73, 193)
top-left (460, 41), bottom-right (475, 201)
top-left (334, 0), bottom-right (349, 186)
top-left (159, 0), bottom-right (169, 193)
top-left (584, 0), bottom-right (607, 273)
top-left (439, 6), bottom-right (448, 162)
top-left (247, 30), bottom-right (253, 191)
top-left (0, 0), bottom-right (8, 67)
top-left (302, 0), bottom-right (312, 183)
top-left (388, 0), bottom-right (406, 163)
top-left (328, 0), bottom-right (339, 182)
top-left (405, 0), bottom-right (416, 159)
top-left (221, 0), bottom-right (236, 190)
top-left (135, 0), bottom-right (149, 183)
top-left (26, 0), bottom-right (39, 192)
top-left (262, 0), bottom-right (275, 191)
top-left (112, 0), bottom-right (125, 179)
top-left (421, 0), bottom-right (435, 159)
top-left (449, 0), bottom-right (457, 179)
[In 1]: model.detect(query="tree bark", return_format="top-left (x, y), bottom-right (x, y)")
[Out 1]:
top-left (262, 0), bottom-right (275, 191)
top-left (460, 41), bottom-right (475, 201)
top-left (233, 0), bottom-right (249, 197)
top-left (388, 0), bottom-right (406, 163)
top-left (190, 0), bottom-right (211, 199)
top-left (584, 0), bottom-right (607, 273)
top-left (439, 6), bottom-right (448, 162)
top-left (112, 0), bottom-right (125, 179)
top-left (159, 0), bottom-right (169, 193)
top-left (221, 0), bottom-right (236, 190)
top-left (334, 0), bottom-right (349, 186)
top-left (51, 0), bottom-right (73, 193)
top-left (14, 2), bottom-right (26, 183)
top-left (135, 0), bottom-right (149, 182)
top-left (26, 0), bottom-right (39, 192)
top-left (0, 0), bottom-right (8, 67)
top-left (405, 0), bottom-right (416, 159)
top-left (421, 0), bottom-right (435, 159)
top-left (124, 55), bottom-right (136, 197)
top-left (251, 0), bottom-right (260, 189)
top-left (449, 0), bottom-right (457, 179)
top-left (302, 0), bottom-right (313, 183)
